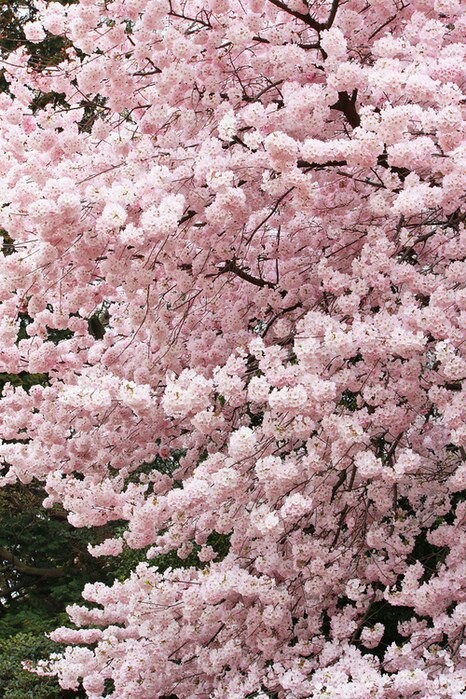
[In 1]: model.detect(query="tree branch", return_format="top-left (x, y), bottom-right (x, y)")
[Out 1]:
top-left (245, 187), bottom-right (294, 245)
top-left (266, 0), bottom-right (340, 30)
top-left (261, 302), bottom-right (303, 337)
top-left (266, 0), bottom-right (321, 29)
top-left (297, 158), bottom-right (347, 171)
top-left (0, 546), bottom-right (68, 578)
top-left (216, 260), bottom-right (276, 289)
top-left (330, 90), bottom-right (360, 128)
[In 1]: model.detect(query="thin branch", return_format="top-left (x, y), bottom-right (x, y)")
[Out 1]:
top-left (261, 302), bottom-right (303, 337)
top-left (368, 14), bottom-right (397, 41)
top-left (245, 79), bottom-right (283, 104)
top-left (384, 431), bottom-right (404, 466)
top-left (245, 187), bottom-right (294, 245)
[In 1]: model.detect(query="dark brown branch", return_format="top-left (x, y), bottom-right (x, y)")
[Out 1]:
top-left (261, 302), bottom-right (303, 337)
top-left (168, 2), bottom-right (212, 28)
top-left (206, 623), bottom-right (225, 647)
top-left (267, 0), bottom-right (340, 30)
top-left (298, 158), bottom-right (347, 170)
top-left (217, 260), bottom-right (276, 289)
top-left (336, 170), bottom-right (386, 189)
top-left (388, 483), bottom-right (398, 536)
top-left (0, 546), bottom-right (68, 578)
top-left (330, 90), bottom-right (360, 128)
top-left (413, 230), bottom-right (438, 245)
top-left (178, 209), bottom-right (197, 225)
top-left (377, 151), bottom-right (410, 181)
top-left (331, 469), bottom-right (347, 502)
top-left (252, 35), bottom-right (270, 44)
top-left (384, 432), bottom-right (404, 466)
top-left (244, 79), bottom-right (283, 104)
top-left (368, 14), bottom-right (397, 41)
top-left (47, 508), bottom-right (69, 521)
top-left (133, 68), bottom-right (161, 76)
top-left (330, 504), bottom-right (350, 548)
top-left (444, 381), bottom-right (463, 392)
top-left (297, 42), bottom-right (320, 50)
top-left (325, 0), bottom-right (340, 30)
top-left (266, 0), bottom-right (321, 29)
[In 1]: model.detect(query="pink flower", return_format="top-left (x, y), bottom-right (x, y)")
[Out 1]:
top-left (23, 21), bottom-right (46, 43)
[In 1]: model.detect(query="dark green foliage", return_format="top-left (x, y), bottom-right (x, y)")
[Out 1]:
top-left (207, 531), bottom-right (231, 561)
top-left (348, 351), bottom-right (363, 365)
top-left (17, 308), bottom-right (75, 345)
top-left (0, 0), bottom-right (75, 99)
top-left (16, 313), bottom-right (33, 344)
top-left (0, 633), bottom-right (77, 699)
top-left (356, 599), bottom-right (415, 660)
top-left (0, 229), bottom-right (15, 256)
top-left (86, 304), bottom-right (111, 340)
top-left (47, 327), bottom-right (75, 345)
top-left (0, 483), bottom-right (119, 697)
top-left (408, 530), bottom-right (447, 583)
top-left (339, 389), bottom-right (358, 412)
top-left (0, 372), bottom-right (49, 396)
top-left (0, 485), bottom-right (94, 628)
top-left (87, 314), bottom-right (107, 340)
top-left (248, 409), bottom-right (264, 427)
top-left (0, 440), bottom-right (190, 695)
top-left (109, 527), bottom-right (230, 582)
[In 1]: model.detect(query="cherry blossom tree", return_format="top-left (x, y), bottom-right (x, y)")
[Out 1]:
top-left (0, 0), bottom-right (465, 695)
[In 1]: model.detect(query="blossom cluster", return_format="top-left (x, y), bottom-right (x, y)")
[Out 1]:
top-left (0, 0), bottom-right (464, 695)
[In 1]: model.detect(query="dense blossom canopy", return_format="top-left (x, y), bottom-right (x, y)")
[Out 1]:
top-left (0, 0), bottom-right (465, 695)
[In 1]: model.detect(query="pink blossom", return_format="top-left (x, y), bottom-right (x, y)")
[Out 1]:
top-left (0, 0), bottom-right (464, 695)
top-left (23, 21), bottom-right (46, 43)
